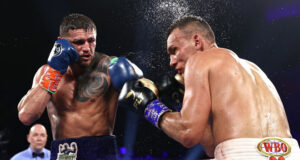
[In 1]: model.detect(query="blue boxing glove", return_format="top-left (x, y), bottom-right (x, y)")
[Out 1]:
top-left (39, 39), bottom-right (78, 93)
top-left (109, 57), bottom-right (143, 90)
top-left (47, 39), bottom-right (79, 74)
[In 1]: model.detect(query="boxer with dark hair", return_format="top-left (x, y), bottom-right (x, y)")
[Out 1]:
top-left (120, 15), bottom-right (300, 160)
top-left (17, 13), bottom-right (142, 160)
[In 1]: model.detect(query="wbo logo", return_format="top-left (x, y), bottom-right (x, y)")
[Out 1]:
top-left (257, 137), bottom-right (291, 160)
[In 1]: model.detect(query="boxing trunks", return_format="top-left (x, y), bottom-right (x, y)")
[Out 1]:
top-left (51, 135), bottom-right (118, 160)
top-left (213, 137), bottom-right (300, 160)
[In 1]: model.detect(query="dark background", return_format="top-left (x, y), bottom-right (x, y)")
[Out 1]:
top-left (1, 0), bottom-right (300, 159)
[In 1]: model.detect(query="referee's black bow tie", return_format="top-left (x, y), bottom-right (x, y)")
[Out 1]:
top-left (32, 152), bottom-right (44, 158)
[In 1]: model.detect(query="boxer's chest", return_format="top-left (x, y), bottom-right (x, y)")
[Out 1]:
top-left (75, 71), bottom-right (111, 102)
top-left (52, 70), bottom-right (111, 108)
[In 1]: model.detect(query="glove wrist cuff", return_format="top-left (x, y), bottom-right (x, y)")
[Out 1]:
top-left (144, 100), bottom-right (171, 128)
top-left (39, 65), bottom-right (63, 94)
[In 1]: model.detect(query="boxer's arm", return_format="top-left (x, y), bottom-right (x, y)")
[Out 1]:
top-left (159, 61), bottom-right (211, 148)
top-left (18, 65), bottom-right (51, 125)
top-left (119, 60), bottom-right (211, 148)
top-left (18, 39), bottom-right (78, 125)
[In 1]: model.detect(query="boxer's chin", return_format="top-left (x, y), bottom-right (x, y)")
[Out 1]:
top-left (77, 59), bottom-right (92, 68)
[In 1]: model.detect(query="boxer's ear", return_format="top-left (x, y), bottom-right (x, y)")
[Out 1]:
top-left (193, 34), bottom-right (203, 50)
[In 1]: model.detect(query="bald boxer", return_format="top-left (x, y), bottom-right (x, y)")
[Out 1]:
top-left (17, 13), bottom-right (142, 160)
top-left (120, 15), bottom-right (300, 160)
top-left (11, 124), bottom-right (50, 160)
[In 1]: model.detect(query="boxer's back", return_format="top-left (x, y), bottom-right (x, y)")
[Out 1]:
top-left (204, 48), bottom-right (292, 145)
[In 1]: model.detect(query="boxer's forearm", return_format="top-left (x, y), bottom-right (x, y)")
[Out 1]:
top-left (160, 112), bottom-right (201, 148)
top-left (18, 87), bottom-right (51, 125)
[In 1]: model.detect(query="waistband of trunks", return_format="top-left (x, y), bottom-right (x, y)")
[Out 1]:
top-left (214, 137), bottom-right (300, 160)
top-left (51, 135), bottom-right (118, 160)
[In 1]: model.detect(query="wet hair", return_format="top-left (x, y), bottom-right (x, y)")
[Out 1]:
top-left (59, 13), bottom-right (97, 37)
top-left (166, 15), bottom-right (215, 43)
